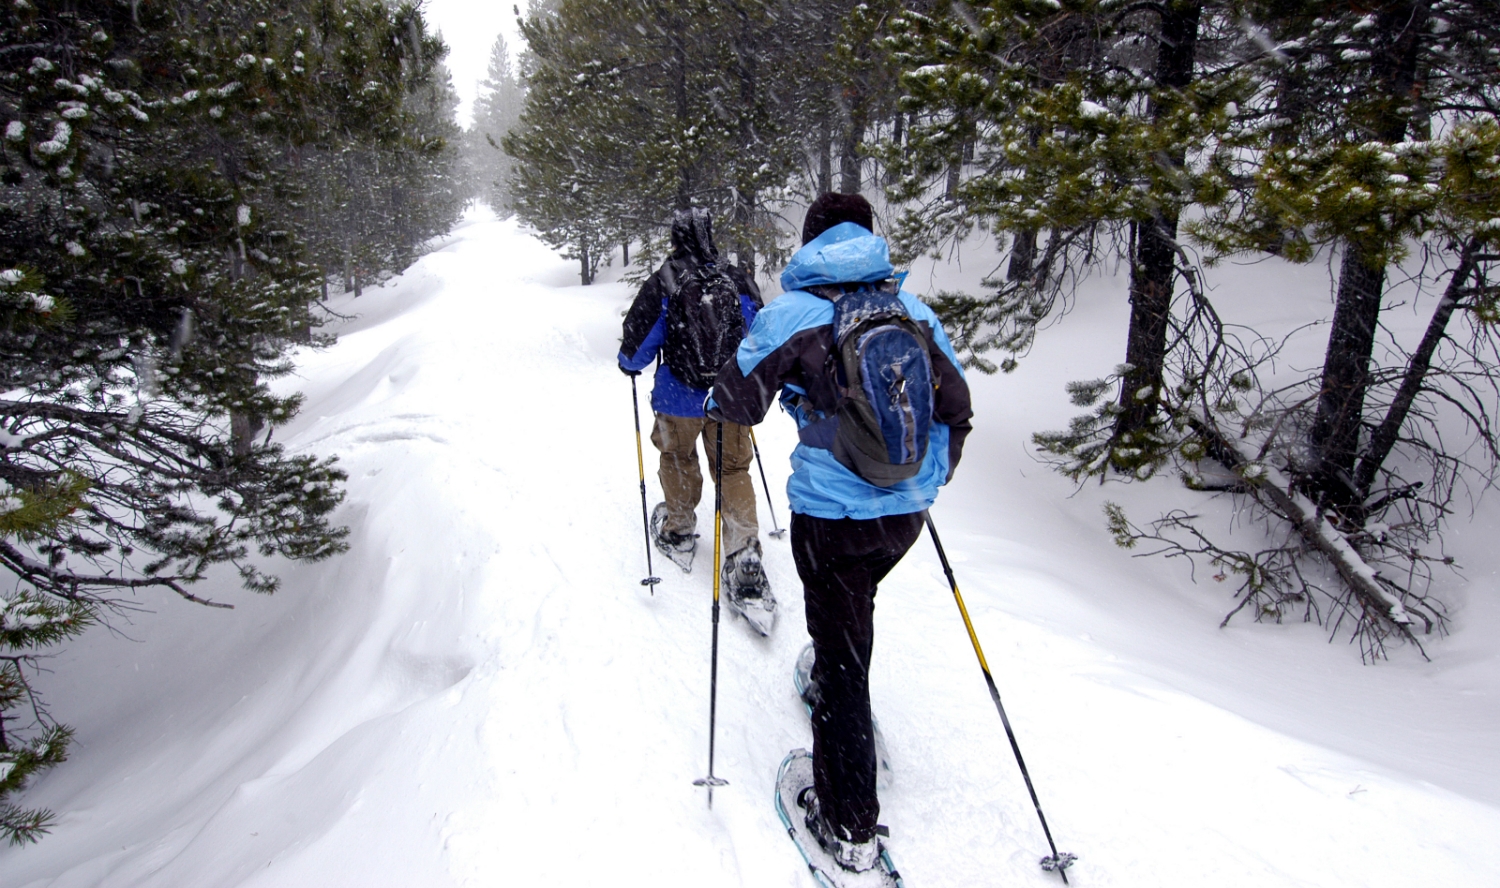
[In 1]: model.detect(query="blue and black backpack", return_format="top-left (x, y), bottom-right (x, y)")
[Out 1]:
top-left (810, 281), bottom-right (935, 487)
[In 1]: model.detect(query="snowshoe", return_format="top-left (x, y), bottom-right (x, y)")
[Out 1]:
top-left (774, 749), bottom-right (904, 888)
top-left (801, 786), bottom-right (880, 873)
top-left (723, 540), bottom-right (776, 635)
top-left (650, 502), bottom-right (696, 573)
top-left (794, 643), bottom-right (894, 789)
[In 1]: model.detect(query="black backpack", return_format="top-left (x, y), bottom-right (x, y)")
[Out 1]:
top-left (663, 262), bottom-right (745, 390)
top-left (812, 282), bottom-right (935, 488)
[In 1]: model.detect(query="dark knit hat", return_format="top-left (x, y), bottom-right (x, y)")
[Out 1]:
top-left (802, 192), bottom-right (874, 244)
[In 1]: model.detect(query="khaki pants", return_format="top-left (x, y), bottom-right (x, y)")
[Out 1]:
top-left (650, 414), bottom-right (759, 557)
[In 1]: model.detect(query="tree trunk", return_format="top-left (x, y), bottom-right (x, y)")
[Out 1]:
top-left (731, 5), bottom-right (758, 271)
top-left (1007, 127), bottom-right (1043, 281)
top-left (1007, 229), bottom-right (1038, 283)
top-left (1307, 0), bottom-right (1431, 515)
top-left (886, 113), bottom-right (905, 186)
top-left (1310, 243), bottom-right (1387, 512)
top-left (579, 241), bottom-right (592, 286)
top-left (1118, 216), bottom-right (1180, 436)
top-left (736, 187), bottom-right (756, 274)
top-left (231, 411), bottom-right (264, 458)
top-left (622, 241), bottom-right (629, 265)
top-left (816, 116), bottom-right (832, 196)
top-left (1351, 242), bottom-right (1480, 507)
top-left (839, 108), bottom-right (864, 195)
top-left (1112, 0), bottom-right (1201, 445)
top-left (672, 31), bottom-right (692, 209)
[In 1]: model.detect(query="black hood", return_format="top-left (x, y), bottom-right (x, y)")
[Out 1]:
top-left (670, 208), bottom-right (719, 266)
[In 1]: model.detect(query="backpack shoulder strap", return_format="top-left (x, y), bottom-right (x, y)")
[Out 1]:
top-left (807, 279), bottom-right (901, 303)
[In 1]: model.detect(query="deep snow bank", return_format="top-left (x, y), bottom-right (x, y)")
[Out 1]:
top-left (3, 210), bottom-right (1498, 887)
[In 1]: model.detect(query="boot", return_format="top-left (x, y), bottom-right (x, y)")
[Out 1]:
top-left (650, 502), bottom-right (696, 572)
top-left (722, 539), bottom-right (775, 635)
top-left (797, 786), bottom-right (879, 873)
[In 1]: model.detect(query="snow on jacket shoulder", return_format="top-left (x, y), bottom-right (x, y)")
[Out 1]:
top-left (708, 223), bottom-right (974, 520)
top-left (618, 261), bottom-right (761, 418)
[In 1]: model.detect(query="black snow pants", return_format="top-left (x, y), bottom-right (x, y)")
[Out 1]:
top-left (791, 510), bottom-right (925, 844)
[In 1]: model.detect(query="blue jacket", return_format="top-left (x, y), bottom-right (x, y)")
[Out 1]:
top-left (708, 223), bottom-right (973, 520)
top-left (618, 262), bottom-right (761, 418)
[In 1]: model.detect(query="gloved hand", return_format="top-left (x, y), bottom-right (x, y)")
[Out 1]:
top-left (619, 364), bottom-right (641, 377)
top-left (703, 393), bottom-right (727, 424)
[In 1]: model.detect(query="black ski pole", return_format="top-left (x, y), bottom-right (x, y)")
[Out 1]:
top-left (748, 427), bottom-right (786, 540)
top-left (693, 421), bottom-right (729, 806)
top-left (630, 376), bottom-right (661, 591)
top-left (923, 511), bottom-right (1076, 882)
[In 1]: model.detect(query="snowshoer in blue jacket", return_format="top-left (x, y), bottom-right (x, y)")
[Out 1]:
top-left (708, 193), bottom-right (973, 873)
top-left (618, 208), bottom-right (771, 609)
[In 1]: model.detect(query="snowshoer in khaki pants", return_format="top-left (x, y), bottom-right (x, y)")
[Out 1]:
top-left (651, 414), bottom-right (758, 557)
top-left (618, 209), bottom-right (773, 625)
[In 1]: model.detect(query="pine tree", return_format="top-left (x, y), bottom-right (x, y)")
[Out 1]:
top-left (887, 0), bottom-right (1252, 477)
top-left (290, 2), bottom-right (464, 296)
top-left (1191, 0), bottom-right (1500, 521)
top-left (505, 0), bottom-right (824, 283)
top-left (0, 0), bottom-right (457, 843)
top-left (467, 32), bottom-right (526, 213)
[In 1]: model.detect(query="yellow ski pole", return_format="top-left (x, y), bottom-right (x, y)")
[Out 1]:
top-left (693, 421), bottom-right (729, 806)
top-left (630, 376), bottom-right (661, 591)
top-left (923, 510), bottom-right (1075, 882)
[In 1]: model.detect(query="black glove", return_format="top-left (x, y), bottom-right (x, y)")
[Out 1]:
top-left (619, 364), bottom-right (641, 377)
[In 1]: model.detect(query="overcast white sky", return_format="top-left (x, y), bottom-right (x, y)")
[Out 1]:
top-left (424, 0), bottom-right (525, 126)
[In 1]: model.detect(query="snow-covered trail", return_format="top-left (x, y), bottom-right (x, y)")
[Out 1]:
top-left (5, 211), bottom-right (1499, 887)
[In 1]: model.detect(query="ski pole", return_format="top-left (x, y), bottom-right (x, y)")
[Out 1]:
top-left (630, 376), bottom-right (662, 592)
top-left (748, 427), bottom-right (786, 540)
top-left (693, 421), bottom-right (729, 806)
top-left (923, 511), bottom-right (1076, 883)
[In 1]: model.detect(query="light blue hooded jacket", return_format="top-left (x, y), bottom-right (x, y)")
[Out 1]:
top-left (708, 223), bottom-right (973, 520)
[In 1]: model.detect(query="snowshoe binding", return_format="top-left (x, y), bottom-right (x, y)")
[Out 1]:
top-left (723, 539), bottom-right (776, 635)
top-left (794, 643), bottom-right (894, 789)
top-left (774, 749), bottom-right (903, 888)
top-left (650, 502), bottom-right (697, 573)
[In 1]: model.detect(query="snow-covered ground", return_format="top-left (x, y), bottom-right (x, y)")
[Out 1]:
top-left (4, 209), bottom-right (1498, 887)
